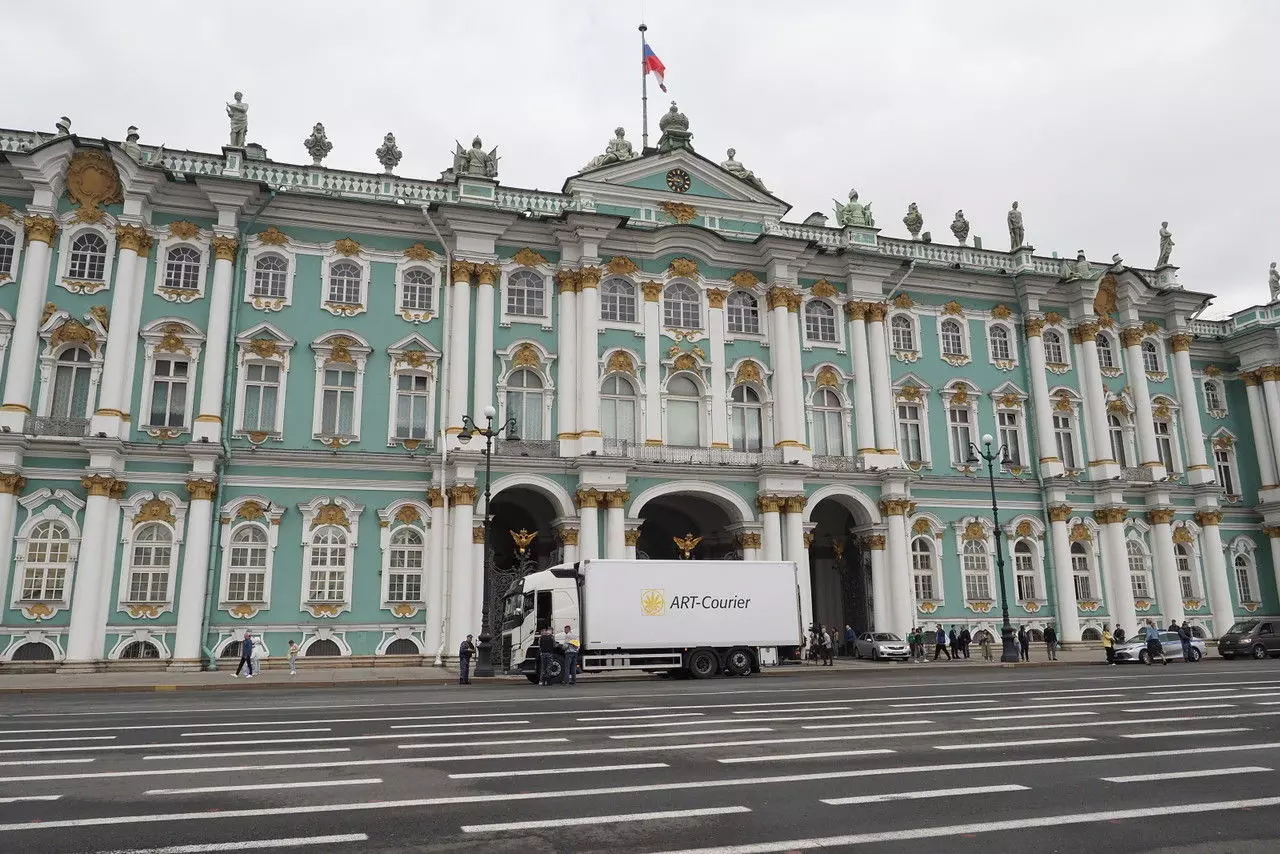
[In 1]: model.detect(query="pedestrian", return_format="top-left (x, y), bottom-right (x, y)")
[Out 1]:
top-left (821, 626), bottom-right (834, 666)
top-left (980, 631), bottom-right (993, 661)
top-left (933, 624), bottom-right (951, 660)
top-left (234, 631), bottom-right (255, 678)
top-left (909, 627), bottom-right (922, 661)
top-left (1043, 624), bottom-right (1058, 661)
top-left (959, 626), bottom-right (972, 659)
top-left (948, 626), bottom-right (959, 660)
top-left (1179, 622), bottom-right (1194, 661)
top-left (457, 634), bottom-right (476, 684)
top-left (1114, 627), bottom-right (1127, 644)
top-left (1017, 625), bottom-right (1030, 662)
top-left (1102, 624), bottom-right (1115, 665)
top-left (287, 639), bottom-right (299, 676)
top-left (561, 624), bottom-right (579, 684)
top-left (1144, 619), bottom-right (1168, 666)
top-left (538, 626), bottom-right (557, 685)
top-left (844, 624), bottom-right (856, 657)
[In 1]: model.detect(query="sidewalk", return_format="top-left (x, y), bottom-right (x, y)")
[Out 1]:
top-left (0, 645), bottom-right (1119, 694)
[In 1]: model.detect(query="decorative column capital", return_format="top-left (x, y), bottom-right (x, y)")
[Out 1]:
top-left (474, 263), bottom-right (500, 286)
top-left (574, 487), bottom-right (602, 509)
top-left (1024, 316), bottom-right (1044, 338)
top-left (623, 528), bottom-right (641, 547)
top-left (1093, 506), bottom-right (1128, 525)
top-left (1047, 504), bottom-right (1073, 523)
top-left (737, 531), bottom-right (762, 549)
top-left (765, 287), bottom-right (793, 311)
top-left (757, 493), bottom-right (783, 514)
top-left (426, 487), bottom-right (444, 508)
top-left (604, 489), bottom-right (630, 509)
top-left (706, 288), bottom-right (727, 309)
top-left (1242, 370), bottom-right (1261, 387)
top-left (82, 474), bottom-right (127, 498)
top-left (879, 498), bottom-right (914, 517)
top-left (472, 525), bottom-right (486, 544)
top-left (782, 495), bottom-right (805, 514)
top-left (1260, 366), bottom-right (1280, 383)
top-left (1262, 525), bottom-right (1280, 540)
top-left (558, 525), bottom-right (580, 546)
top-left (115, 224), bottom-right (149, 254)
top-left (22, 215), bottom-right (58, 246)
top-left (1169, 333), bottom-right (1192, 353)
top-left (577, 266), bottom-right (602, 289)
top-left (803, 531), bottom-right (815, 548)
top-left (641, 280), bottom-right (663, 302)
top-left (185, 478), bottom-right (218, 501)
top-left (555, 268), bottom-right (580, 293)
top-left (211, 236), bottom-right (239, 262)
top-left (1120, 326), bottom-right (1145, 347)
top-left (450, 260), bottom-right (475, 284)
top-left (1145, 507), bottom-right (1176, 525)
top-left (447, 484), bottom-right (477, 506)
top-left (0, 473), bottom-right (26, 495)
top-left (785, 292), bottom-right (802, 312)
top-left (865, 302), bottom-right (887, 323)
top-left (863, 533), bottom-right (886, 551)
top-left (844, 301), bottom-right (868, 322)
top-left (1194, 509), bottom-right (1222, 527)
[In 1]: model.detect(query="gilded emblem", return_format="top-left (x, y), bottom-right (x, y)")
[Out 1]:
top-left (65, 150), bottom-right (123, 223)
top-left (673, 532), bottom-right (703, 559)
top-left (640, 589), bottom-right (666, 616)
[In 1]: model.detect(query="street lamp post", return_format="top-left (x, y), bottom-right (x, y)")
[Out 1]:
top-left (967, 433), bottom-right (1020, 664)
top-left (458, 405), bottom-right (518, 678)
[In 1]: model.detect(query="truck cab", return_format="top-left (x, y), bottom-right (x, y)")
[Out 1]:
top-left (500, 567), bottom-right (579, 682)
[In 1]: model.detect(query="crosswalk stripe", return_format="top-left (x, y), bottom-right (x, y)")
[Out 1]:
top-left (449, 762), bottom-right (669, 780)
top-left (934, 737), bottom-right (1093, 750)
top-left (608, 728), bottom-right (773, 740)
top-left (90, 834), bottom-right (369, 853)
top-left (1102, 766), bottom-right (1270, 782)
top-left (145, 748), bottom-right (350, 761)
top-left (1119, 728), bottom-right (1250, 739)
top-left (0, 795), bottom-right (61, 803)
top-left (145, 778), bottom-right (383, 796)
top-left (972, 711), bottom-right (1097, 721)
top-left (822, 783), bottom-right (1028, 805)
top-left (719, 749), bottom-right (895, 764)
top-left (460, 805), bottom-right (752, 834)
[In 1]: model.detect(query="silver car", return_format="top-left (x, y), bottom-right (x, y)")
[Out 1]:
top-left (1113, 629), bottom-right (1205, 664)
top-left (854, 632), bottom-right (911, 661)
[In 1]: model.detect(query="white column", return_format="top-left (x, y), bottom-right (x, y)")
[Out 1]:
top-left (1025, 320), bottom-right (1063, 476)
top-left (194, 239), bottom-right (238, 441)
top-left (425, 489), bottom-right (446, 654)
top-left (759, 495), bottom-right (783, 561)
top-left (786, 294), bottom-right (807, 446)
top-left (0, 215), bottom-right (56, 430)
top-left (604, 490), bottom-right (627, 559)
top-left (0, 476), bottom-right (25, 627)
top-left (1266, 526), bottom-right (1280, 607)
top-left (739, 531), bottom-right (761, 562)
top-left (1097, 509), bottom-right (1137, 636)
top-left (1244, 375), bottom-right (1278, 487)
top-left (624, 528), bottom-right (638, 560)
top-left (554, 271), bottom-right (578, 442)
top-left (64, 476), bottom-right (119, 664)
top-left (577, 267), bottom-right (602, 451)
top-left (882, 500), bottom-right (913, 636)
top-left (576, 489), bottom-right (600, 561)
top-left (559, 526), bottom-right (580, 565)
top-left (1121, 326), bottom-right (1162, 475)
top-left (1046, 506), bottom-right (1081, 642)
top-left (90, 226), bottom-right (145, 438)
top-left (1259, 368), bottom-right (1280, 483)
top-left (866, 305), bottom-right (897, 454)
top-left (1197, 509), bottom-right (1234, 638)
top-left (782, 497), bottom-right (812, 632)
top-left (708, 289), bottom-right (729, 448)
top-left (642, 283), bottom-right (662, 443)
top-left (445, 263), bottom-right (473, 436)
top-left (846, 303), bottom-right (876, 454)
top-left (1170, 334), bottom-right (1210, 483)
top-left (121, 243), bottom-right (150, 426)
top-left (445, 486), bottom-right (476, 654)
top-left (1146, 509), bottom-right (1185, 625)
top-left (868, 534), bottom-right (889, 633)
top-left (471, 525), bottom-right (485, 639)
top-left (171, 479), bottom-right (216, 666)
top-left (93, 497), bottom-right (123, 647)
top-left (471, 263), bottom-right (497, 421)
top-left (766, 288), bottom-right (796, 446)
top-left (1075, 324), bottom-right (1114, 475)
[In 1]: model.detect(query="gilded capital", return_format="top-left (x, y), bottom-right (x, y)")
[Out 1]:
top-left (574, 488), bottom-right (602, 509)
top-left (641, 280), bottom-right (663, 302)
top-left (1194, 510), bottom-right (1222, 527)
top-left (115, 224), bottom-right (150, 254)
top-left (1093, 506), bottom-right (1127, 525)
top-left (447, 484), bottom-right (478, 506)
top-left (803, 531), bottom-right (815, 549)
top-left (765, 287), bottom-right (792, 311)
top-left (426, 487), bottom-right (444, 508)
top-left (555, 269), bottom-right (580, 293)
top-left (879, 498), bottom-right (913, 517)
top-left (844, 301), bottom-right (868, 322)
top-left (1145, 508), bottom-right (1176, 525)
top-left (211, 236), bottom-right (239, 262)
top-left (577, 266), bottom-right (602, 289)
top-left (474, 263), bottom-right (500, 286)
top-left (1024, 316), bottom-right (1045, 338)
top-left (737, 531), bottom-right (762, 549)
top-left (22, 215), bottom-right (58, 246)
top-left (604, 489), bottom-right (630, 509)
top-left (1262, 525), bottom-right (1280, 540)
top-left (1260, 366), bottom-right (1280, 384)
top-left (757, 493), bottom-right (783, 514)
top-left (1169, 333), bottom-right (1191, 353)
top-left (450, 260), bottom-right (475, 284)
top-left (623, 528), bottom-right (641, 547)
top-left (865, 303), bottom-right (887, 322)
top-left (472, 525), bottom-right (486, 544)
top-left (785, 292), bottom-right (802, 312)
top-left (1120, 327), bottom-right (1144, 347)
top-left (782, 495), bottom-right (805, 514)
top-left (1047, 504), bottom-right (1073, 523)
top-left (706, 288), bottom-right (728, 309)
top-left (559, 526), bottom-right (581, 546)
top-left (185, 479), bottom-right (218, 501)
top-left (863, 534), bottom-right (886, 551)
top-left (1077, 320), bottom-right (1100, 340)
top-left (0, 473), bottom-right (26, 495)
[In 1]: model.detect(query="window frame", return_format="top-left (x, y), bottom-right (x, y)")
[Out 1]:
top-left (599, 276), bottom-right (639, 326)
top-left (938, 317), bottom-right (969, 363)
top-left (986, 320), bottom-right (1018, 368)
top-left (808, 386), bottom-right (846, 457)
top-left (496, 343), bottom-right (556, 442)
top-left (664, 371), bottom-right (705, 447)
top-left (1141, 338), bottom-right (1164, 376)
top-left (1211, 437), bottom-right (1240, 497)
top-left (217, 497), bottom-right (284, 616)
top-left (910, 535), bottom-right (940, 603)
top-left (233, 324), bottom-right (296, 441)
top-left (320, 249), bottom-right (370, 317)
top-left (245, 244), bottom-right (295, 311)
top-left (1126, 538), bottom-right (1155, 601)
top-left (728, 384), bottom-right (766, 452)
top-left (1230, 539), bottom-right (1261, 605)
top-left (116, 494), bottom-right (187, 615)
top-left (0, 223), bottom-right (21, 284)
top-left (310, 332), bottom-right (371, 444)
top-left (725, 290), bottom-right (762, 336)
top-left (9, 492), bottom-right (85, 616)
top-left (801, 298), bottom-right (840, 348)
top-left (600, 371), bottom-right (640, 446)
top-left (1202, 378), bottom-right (1227, 416)
top-left (152, 232), bottom-right (210, 304)
top-left (961, 537), bottom-right (994, 603)
top-left (394, 259), bottom-right (442, 324)
top-left (942, 384), bottom-right (979, 469)
top-left (138, 320), bottom-right (203, 439)
top-left (889, 312), bottom-right (918, 359)
top-left (1095, 330), bottom-right (1120, 373)
top-left (503, 267), bottom-right (549, 321)
top-left (662, 282), bottom-right (703, 331)
top-left (297, 497), bottom-right (363, 618)
top-left (1041, 328), bottom-right (1069, 370)
top-left (57, 226), bottom-right (116, 294)
top-left (1070, 541), bottom-right (1094, 602)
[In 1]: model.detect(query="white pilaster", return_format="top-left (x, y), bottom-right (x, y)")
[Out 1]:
top-left (1170, 335), bottom-right (1211, 484)
top-left (170, 479), bottom-right (216, 667)
top-left (785, 294), bottom-right (807, 448)
top-left (471, 526), bottom-right (485, 639)
top-left (0, 478), bottom-right (23, 628)
top-left (766, 289), bottom-right (796, 447)
top-left (759, 495), bottom-right (783, 562)
top-left (560, 527), bottom-right (581, 565)
top-left (63, 479), bottom-right (118, 665)
top-left (1260, 369), bottom-right (1280, 485)
top-left (1146, 509), bottom-right (1185, 625)
top-left (624, 527), bottom-right (638, 561)
top-left (1025, 320), bottom-right (1063, 477)
top-left (708, 290), bottom-right (729, 448)
top-left (866, 305), bottom-right (897, 456)
top-left (555, 271), bottom-right (578, 446)
top-left (0, 216), bottom-right (55, 430)
top-left (1267, 527), bottom-right (1280, 607)
top-left (846, 304), bottom-right (876, 455)
top-left (1121, 326), bottom-right (1163, 477)
top-left (865, 535), bottom-right (888, 634)
top-left (1076, 324), bottom-right (1118, 478)
top-left (882, 501), bottom-right (913, 637)
top-left (1196, 508), bottom-right (1233, 638)
top-left (1244, 375), bottom-right (1278, 488)
top-left (445, 264), bottom-right (473, 438)
top-left (576, 489), bottom-right (600, 561)
top-left (642, 284), bottom-right (662, 443)
top-left (781, 496), bottom-right (812, 633)
top-left (577, 267), bottom-right (602, 453)
top-left (1046, 506), bottom-right (1081, 642)
top-left (90, 227), bottom-right (145, 439)
top-left (426, 490), bottom-right (447, 655)
top-left (604, 490), bottom-right (627, 559)
top-left (470, 264), bottom-right (497, 422)
top-left (1097, 510), bottom-right (1137, 635)
top-left (445, 487), bottom-right (476, 654)
top-left (193, 240), bottom-right (237, 442)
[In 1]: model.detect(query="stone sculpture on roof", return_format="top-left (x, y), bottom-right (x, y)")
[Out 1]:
top-left (657, 102), bottom-right (694, 154)
top-left (450, 136), bottom-right (500, 179)
top-left (950, 210), bottom-right (970, 245)
top-left (1157, 221), bottom-right (1175, 267)
top-left (1008, 201), bottom-right (1025, 249)
top-left (903, 202), bottom-right (923, 240)
top-left (303, 123), bottom-right (333, 166)
top-left (226, 92), bottom-right (248, 147)
top-left (376, 132), bottom-right (402, 175)
top-left (122, 126), bottom-right (142, 163)
top-left (1269, 261), bottom-right (1279, 303)
top-left (55, 116), bottom-right (71, 136)
top-left (833, 189), bottom-right (874, 227)
top-left (1061, 249), bottom-right (1094, 282)
top-left (582, 127), bottom-right (638, 172)
top-left (721, 148), bottom-right (767, 192)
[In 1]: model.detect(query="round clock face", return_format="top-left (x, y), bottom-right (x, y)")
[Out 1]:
top-left (666, 168), bottom-right (691, 193)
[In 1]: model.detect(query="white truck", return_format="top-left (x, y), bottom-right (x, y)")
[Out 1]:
top-left (499, 559), bottom-right (804, 681)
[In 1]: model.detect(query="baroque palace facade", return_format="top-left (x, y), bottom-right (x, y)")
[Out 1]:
top-left (0, 104), bottom-right (1277, 669)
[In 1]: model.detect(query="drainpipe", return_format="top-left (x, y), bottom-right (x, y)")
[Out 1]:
top-left (199, 188), bottom-right (278, 670)
top-left (422, 205), bottom-right (452, 666)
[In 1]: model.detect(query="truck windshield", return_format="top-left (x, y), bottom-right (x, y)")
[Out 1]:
top-left (502, 594), bottom-right (523, 619)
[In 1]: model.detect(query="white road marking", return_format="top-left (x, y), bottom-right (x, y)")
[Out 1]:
top-left (1146, 686), bottom-right (1247, 695)
top-left (719, 749), bottom-right (895, 764)
top-left (1102, 766), bottom-right (1271, 783)
top-left (972, 711), bottom-right (1098, 721)
top-left (0, 735), bottom-right (115, 745)
top-left (0, 717), bottom-right (528, 737)
top-left (4, 745), bottom-right (1279, 833)
top-left (607, 728), bottom-right (773, 740)
top-left (391, 719), bottom-right (746, 734)
top-left (449, 762), bottom-right (669, 780)
top-left (461, 805), bottom-right (752, 833)
top-left (179, 728), bottom-right (330, 737)
top-left (645, 797), bottom-right (1280, 853)
top-left (91, 834), bottom-right (368, 853)
top-left (0, 758), bottom-right (94, 766)
top-left (1120, 728), bottom-right (1251, 739)
top-left (145, 778), bottom-right (383, 796)
top-left (822, 783), bottom-right (1028, 805)
top-left (1118, 704), bottom-right (1234, 713)
top-left (735, 717), bottom-right (934, 728)
top-left (890, 699), bottom-right (997, 708)
top-left (0, 795), bottom-right (61, 803)
top-left (727, 707), bottom-right (853, 715)
top-left (0, 734), bottom-right (564, 755)
top-left (576, 713), bottom-right (703, 721)
top-left (145, 748), bottom-right (350, 761)
top-left (379, 720), bottom-right (532, 729)
top-left (934, 737), bottom-right (1094, 750)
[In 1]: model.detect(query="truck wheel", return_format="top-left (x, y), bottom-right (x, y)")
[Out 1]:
top-left (726, 648), bottom-right (754, 677)
top-left (545, 656), bottom-right (565, 681)
top-left (687, 648), bottom-right (719, 679)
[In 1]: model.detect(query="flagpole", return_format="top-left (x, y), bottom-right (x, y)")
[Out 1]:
top-left (639, 23), bottom-right (649, 150)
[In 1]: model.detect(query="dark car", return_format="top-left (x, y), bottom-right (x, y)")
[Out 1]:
top-left (1218, 620), bottom-right (1280, 660)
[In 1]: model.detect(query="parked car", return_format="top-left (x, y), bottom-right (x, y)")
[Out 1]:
top-left (1218, 620), bottom-right (1280, 660)
top-left (1113, 629), bottom-right (1204, 664)
top-left (854, 632), bottom-right (910, 661)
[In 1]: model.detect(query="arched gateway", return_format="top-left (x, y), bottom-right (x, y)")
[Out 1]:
top-left (805, 487), bottom-right (880, 637)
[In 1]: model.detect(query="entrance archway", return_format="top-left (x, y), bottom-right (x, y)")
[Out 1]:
top-left (487, 485), bottom-right (562, 670)
top-left (806, 492), bottom-right (877, 635)
top-left (636, 493), bottom-right (742, 560)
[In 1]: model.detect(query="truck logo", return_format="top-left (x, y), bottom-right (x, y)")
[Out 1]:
top-left (640, 589), bottom-right (666, 616)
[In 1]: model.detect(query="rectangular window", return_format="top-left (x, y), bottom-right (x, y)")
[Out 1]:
top-left (1053, 414), bottom-right (1076, 469)
top-left (729, 408), bottom-right (763, 452)
top-left (948, 406), bottom-right (972, 464)
top-left (1154, 421), bottom-right (1176, 471)
top-left (1109, 421), bottom-right (1128, 467)
top-left (21, 566), bottom-right (66, 600)
top-left (1236, 566), bottom-right (1254, 602)
top-left (148, 358), bottom-right (189, 429)
top-left (998, 411), bottom-right (1022, 466)
top-left (964, 572), bottom-right (991, 601)
top-left (388, 548), bottom-right (423, 602)
top-left (1214, 447), bottom-right (1236, 494)
top-left (1131, 572), bottom-right (1151, 599)
top-left (227, 568), bottom-right (266, 602)
top-left (812, 409), bottom-right (842, 457)
top-left (321, 368), bottom-right (356, 436)
top-left (128, 568), bottom-right (169, 602)
top-left (898, 404), bottom-right (923, 463)
top-left (308, 569), bottom-right (345, 601)
top-left (394, 373), bottom-right (430, 440)
top-left (601, 396), bottom-right (637, 444)
top-left (1073, 573), bottom-right (1092, 601)
top-left (242, 363), bottom-right (280, 433)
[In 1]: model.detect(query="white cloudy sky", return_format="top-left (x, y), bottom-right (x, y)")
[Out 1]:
top-left (3, 1), bottom-right (1276, 316)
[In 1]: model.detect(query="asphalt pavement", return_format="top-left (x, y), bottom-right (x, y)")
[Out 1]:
top-left (2, 661), bottom-right (1279, 853)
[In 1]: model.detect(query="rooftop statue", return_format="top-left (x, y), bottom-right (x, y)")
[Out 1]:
top-left (376, 132), bottom-right (402, 175)
top-left (582, 127), bottom-right (637, 172)
top-left (833, 189), bottom-right (874, 227)
top-left (122, 126), bottom-right (142, 163)
top-left (303, 123), bottom-right (333, 166)
top-left (950, 209), bottom-right (970, 245)
top-left (1157, 221), bottom-right (1175, 267)
top-left (1008, 201), bottom-right (1025, 249)
top-left (903, 202), bottom-right (923, 240)
top-left (55, 116), bottom-right (71, 136)
top-left (721, 148), bottom-right (768, 192)
top-left (451, 135), bottom-right (500, 179)
top-left (226, 92), bottom-right (248, 147)
top-left (1061, 249), bottom-right (1094, 281)
top-left (1269, 261), bottom-right (1279, 303)
top-left (656, 102), bottom-right (694, 153)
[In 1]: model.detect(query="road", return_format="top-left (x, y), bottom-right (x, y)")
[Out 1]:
top-left (2, 662), bottom-right (1280, 853)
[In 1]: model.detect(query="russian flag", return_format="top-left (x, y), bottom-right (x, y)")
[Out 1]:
top-left (643, 43), bottom-right (667, 92)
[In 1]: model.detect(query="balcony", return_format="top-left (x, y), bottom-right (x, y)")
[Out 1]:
top-left (24, 416), bottom-right (89, 438)
top-left (491, 439), bottom-right (560, 459)
top-left (632, 445), bottom-right (782, 466)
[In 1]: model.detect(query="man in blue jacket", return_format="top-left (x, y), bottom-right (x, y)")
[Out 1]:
top-left (235, 631), bottom-right (255, 678)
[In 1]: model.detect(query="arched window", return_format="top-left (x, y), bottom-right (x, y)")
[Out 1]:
top-left (962, 538), bottom-right (992, 600)
top-left (1043, 330), bottom-right (1065, 364)
top-left (1234, 553), bottom-right (1257, 603)
top-left (1141, 340), bottom-right (1160, 373)
top-left (810, 388), bottom-right (844, 456)
top-left (226, 525), bottom-right (268, 603)
top-left (663, 283), bottom-right (701, 330)
top-left (1070, 541), bottom-right (1093, 600)
top-left (400, 268), bottom-right (433, 312)
top-left (1080, 627), bottom-right (1102, 642)
top-left (20, 520), bottom-right (71, 601)
top-left (505, 369), bottom-right (544, 440)
top-left (1127, 541), bottom-right (1152, 599)
top-left (804, 301), bottom-right (837, 343)
top-left (386, 638), bottom-right (419, 655)
top-left (393, 371), bottom-right (430, 440)
top-left (11, 642), bottom-right (54, 661)
top-left (729, 385), bottom-right (763, 452)
top-left (506, 269), bottom-right (545, 317)
top-left (890, 315), bottom-right (915, 352)
top-left (665, 374), bottom-right (702, 447)
top-left (1095, 333), bottom-right (1116, 370)
top-left (306, 638), bottom-right (341, 656)
top-left (252, 253), bottom-right (288, 298)
top-left (911, 537), bottom-right (935, 601)
top-left (120, 640), bottom-right (159, 659)
top-left (387, 528), bottom-right (424, 602)
top-left (1175, 543), bottom-right (1196, 599)
top-left (726, 291), bottom-right (760, 334)
top-left (327, 261), bottom-right (362, 305)
top-left (148, 356), bottom-right (190, 429)
top-left (940, 319), bottom-right (964, 357)
top-left (0, 228), bottom-right (15, 277)
top-left (990, 325), bottom-right (1012, 361)
top-left (307, 525), bottom-right (348, 602)
top-left (601, 374), bottom-right (638, 444)
top-left (50, 347), bottom-right (93, 419)
top-left (68, 232), bottom-right (108, 281)
top-left (128, 523), bottom-right (173, 603)
top-left (1013, 540), bottom-right (1036, 600)
top-left (164, 246), bottom-right (202, 291)
top-left (1203, 381), bottom-right (1224, 412)
top-left (600, 277), bottom-right (637, 323)
top-left (1108, 414), bottom-right (1129, 467)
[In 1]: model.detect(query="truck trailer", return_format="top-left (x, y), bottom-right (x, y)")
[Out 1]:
top-left (500, 559), bottom-right (804, 681)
